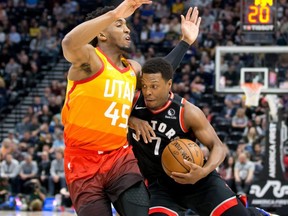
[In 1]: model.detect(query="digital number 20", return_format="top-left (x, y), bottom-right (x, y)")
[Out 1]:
top-left (248, 6), bottom-right (270, 24)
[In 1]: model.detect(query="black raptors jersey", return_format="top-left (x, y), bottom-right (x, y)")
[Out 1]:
top-left (128, 91), bottom-right (196, 184)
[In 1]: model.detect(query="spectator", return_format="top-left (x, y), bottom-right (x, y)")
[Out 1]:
top-left (224, 94), bottom-right (242, 108)
top-left (221, 98), bottom-right (237, 119)
top-left (0, 4), bottom-right (8, 23)
top-left (171, 0), bottom-right (184, 15)
top-left (251, 115), bottom-right (265, 137)
top-left (31, 96), bottom-right (43, 115)
top-left (0, 153), bottom-right (19, 194)
top-left (37, 151), bottom-right (51, 191)
top-left (15, 115), bottom-right (32, 139)
top-left (6, 129), bottom-right (19, 145)
top-left (231, 107), bottom-right (249, 132)
top-left (4, 57), bottom-right (22, 77)
top-left (0, 77), bottom-right (8, 108)
top-left (0, 178), bottom-right (11, 209)
top-left (18, 153), bottom-right (38, 193)
top-left (25, 178), bottom-right (46, 211)
top-left (243, 126), bottom-right (262, 149)
top-left (219, 155), bottom-right (236, 192)
top-left (48, 148), bottom-right (65, 196)
top-left (62, 0), bottom-right (79, 17)
top-left (1, 138), bottom-right (14, 158)
top-left (223, 64), bottom-right (239, 87)
top-left (38, 105), bottom-right (53, 124)
top-left (250, 142), bottom-right (265, 179)
top-left (132, 49), bottom-right (145, 66)
top-left (6, 72), bottom-right (24, 103)
top-left (8, 25), bottom-right (21, 46)
top-left (190, 75), bottom-right (205, 103)
top-left (50, 130), bottom-right (64, 153)
top-left (234, 152), bottom-right (255, 195)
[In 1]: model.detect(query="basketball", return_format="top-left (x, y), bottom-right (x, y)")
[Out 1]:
top-left (161, 139), bottom-right (204, 176)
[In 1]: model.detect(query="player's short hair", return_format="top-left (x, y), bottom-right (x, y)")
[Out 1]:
top-left (142, 57), bottom-right (173, 82)
top-left (85, 6), bottom-right (115, 46)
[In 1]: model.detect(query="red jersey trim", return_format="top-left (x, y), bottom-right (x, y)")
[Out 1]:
top-left (149, 206), bottom-right (179, 216)
top-left (210, 196), bottom-right (238, 216)
top-left (65, 84), bottom-right (77, 110)
top-left (179, 98), bottom-right (189, 132)
top-left (73, 50), bottom-right (105, 84)
top-left (96, 47), bottom-right (131, 73)
top-left (65, 50), bottom-right (106, 109)
top-left (150, 92), bottom-right (174, 114)
top-left (133, 90), bottom-right (141, 107)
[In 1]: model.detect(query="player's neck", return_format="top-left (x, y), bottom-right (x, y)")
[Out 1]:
top-left (98, 45), bottom-right (126, 68)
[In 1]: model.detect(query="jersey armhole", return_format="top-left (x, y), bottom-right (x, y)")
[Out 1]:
top-left (179, 98), bottom-right (189, 132)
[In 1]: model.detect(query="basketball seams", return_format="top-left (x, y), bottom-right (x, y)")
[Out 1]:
top-left (161, 139), bottom-right (204, 177)
top-left (180, 139), bottom-right (204, 167)
top-left (167, 142), bottom-right (190, 173)
top-left (178, 139), bottom-right (195, 163)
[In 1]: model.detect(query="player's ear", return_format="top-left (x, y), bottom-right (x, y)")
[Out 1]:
top-left (168, 79), bottom-right (172, 89)
top-left (98, 32), bottom-right (107, 41)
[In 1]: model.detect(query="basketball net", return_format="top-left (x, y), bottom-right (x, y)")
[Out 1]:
top-left (241, 83), bottom-right (263, 107)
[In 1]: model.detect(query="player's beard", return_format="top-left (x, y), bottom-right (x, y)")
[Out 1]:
top-left (118, 45), bottom-right (132, 55)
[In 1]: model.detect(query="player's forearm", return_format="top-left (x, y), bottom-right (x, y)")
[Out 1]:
top-left (163, 40), bottom-right (190, 71)
top-left (202, 144), bottom-right (226, 176)
top-left (62, 10), bottom-right (117, 49)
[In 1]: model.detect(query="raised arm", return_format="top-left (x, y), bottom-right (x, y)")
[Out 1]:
top-left (163, 7), bottom-right (201, 71)
top-left (62, 0), bottom-right (152, 65)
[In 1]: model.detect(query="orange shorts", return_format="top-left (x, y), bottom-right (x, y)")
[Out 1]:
top-left (64, 145), bottom-right (143, 211)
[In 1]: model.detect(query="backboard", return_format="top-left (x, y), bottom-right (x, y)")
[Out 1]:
top-left (215, 46), bottom-right (288, 94)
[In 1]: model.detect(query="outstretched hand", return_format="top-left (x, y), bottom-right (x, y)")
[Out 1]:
top-left (170, 159), bottom-right (205, 184)
top-left (181, 7), bottom-right (201, 45)
top-left (114, 0), bottom-right (152, 19)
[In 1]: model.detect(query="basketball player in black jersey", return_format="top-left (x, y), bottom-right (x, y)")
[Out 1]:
top-left (128, 58), bottom-right (274, 216)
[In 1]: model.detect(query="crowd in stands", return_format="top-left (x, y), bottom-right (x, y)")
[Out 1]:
top-left (0, 0), bottom-right (287, 212)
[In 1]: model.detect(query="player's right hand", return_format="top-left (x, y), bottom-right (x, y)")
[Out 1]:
top-left (114, 0), bottom-right (152, 19)
top-left (171, 160), bottom-right (205, 184)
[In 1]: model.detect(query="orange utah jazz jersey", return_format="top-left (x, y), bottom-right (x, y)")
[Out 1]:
top-left (62, 48), bottom-right (137, 151)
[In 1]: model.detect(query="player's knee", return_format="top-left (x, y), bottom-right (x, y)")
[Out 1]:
top-left (114, 181), bottom-right (150, 216)
top-left (121, 181), bottom-right (150, 206)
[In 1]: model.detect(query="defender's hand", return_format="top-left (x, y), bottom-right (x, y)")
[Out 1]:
top-left (128, 116), bottom-right (155, 143)
top-left (114, 0), bottom-right (152, 19)
top-left (181, 7), bottom-right (201, 45)
top-left (170, 160), bottom-right (206, 184)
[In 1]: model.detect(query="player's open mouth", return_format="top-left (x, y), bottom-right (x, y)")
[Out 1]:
top-left (125, 35), bottom-right (131, 41)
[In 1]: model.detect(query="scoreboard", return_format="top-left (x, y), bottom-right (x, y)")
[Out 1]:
top-left (241, 0), bottom-right (277, 32)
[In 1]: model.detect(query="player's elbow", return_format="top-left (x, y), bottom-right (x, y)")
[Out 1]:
top-left (62, 35), bottom-right (76, 51)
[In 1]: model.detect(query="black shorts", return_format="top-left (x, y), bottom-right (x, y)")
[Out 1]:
top-left (148, 171), bottom-right (241, 216)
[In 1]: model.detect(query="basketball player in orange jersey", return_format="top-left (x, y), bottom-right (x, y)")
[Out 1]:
top-left (61, 0), bottom-right (201, 215)
top-left (128, 58), bottom-right (275, 216)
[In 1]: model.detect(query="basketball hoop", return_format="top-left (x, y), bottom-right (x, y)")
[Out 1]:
top-left (241, 83), bottom-right (263, 107)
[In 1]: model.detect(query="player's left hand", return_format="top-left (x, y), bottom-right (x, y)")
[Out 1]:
top-left (180, 7), bottom-right (201, 45)
top-left (170, 159), bottom-right (205, 184)
top-left (128, 116), bottom-right (156, 143)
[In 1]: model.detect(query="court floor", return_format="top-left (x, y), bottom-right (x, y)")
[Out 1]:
top-left (0, 211), bottom-right (76, 216)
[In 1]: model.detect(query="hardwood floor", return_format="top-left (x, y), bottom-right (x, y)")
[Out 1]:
top-left (0, 211), bottom-right (76, 216)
